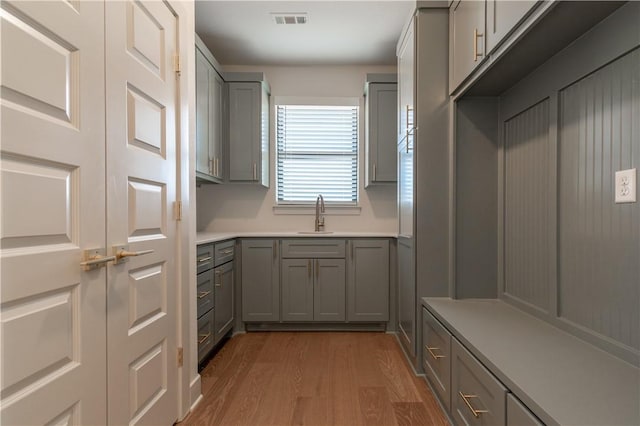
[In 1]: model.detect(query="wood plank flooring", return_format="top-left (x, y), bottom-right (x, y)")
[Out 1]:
top-left (180, 332), bottom-right (448, 426)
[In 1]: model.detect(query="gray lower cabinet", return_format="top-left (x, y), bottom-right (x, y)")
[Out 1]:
top-left (197, 308), bottom-right (214, 364)
top-left (507, 395), bottom-right (543, 426)
top-left (241, 239), bottom-right (280, 321)
top-left (422, 308), bottom-right (451, 411)
top-left (451, 338), bottom-right (507, 426)
top-left (213, 260), bottom-right (234, 340)
top-left (347, 239), bottom-right (389, 322)
top-left (281, 258), bottom-right (346, 322)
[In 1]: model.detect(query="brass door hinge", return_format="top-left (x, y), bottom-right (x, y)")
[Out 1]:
top-left (174, 54), bottom-right (181, 75)
top-left (174, 200), bottom-right (183, 221)
top-left (177, 347), bottom-right (183, 367)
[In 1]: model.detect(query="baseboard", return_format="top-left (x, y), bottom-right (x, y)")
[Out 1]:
top-left (189, 375), bottom-right (202, 412)
top-left (392, 332), bottom-right (422, 376)
top-left (244, 322), bottom-right (387, 332)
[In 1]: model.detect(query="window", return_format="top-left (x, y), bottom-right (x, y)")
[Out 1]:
top-left (276, 104), bottom-right (358, 204)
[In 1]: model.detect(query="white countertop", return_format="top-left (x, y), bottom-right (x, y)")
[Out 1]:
top-left (196, 231), bottom-right (398, 245)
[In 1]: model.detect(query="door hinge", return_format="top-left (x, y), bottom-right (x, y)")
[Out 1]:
top-left (174, 54), bottom-right (181, 75)
top-left (174, 200), bottom-right (183, 221)
top-left (177, 347), bottom-right (183, 367)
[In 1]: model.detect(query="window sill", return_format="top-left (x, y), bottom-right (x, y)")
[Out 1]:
top-left (272, 205), bottom-right (362, 216)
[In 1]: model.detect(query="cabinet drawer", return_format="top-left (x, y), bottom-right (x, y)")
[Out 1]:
top-left (422, 308), bottom-right (451, 411)
top-left (281, 239), bottom-right (346, 258)
top-left (197, 270), bottom-right (214, 318)
top-left (197, 309), bottom-right (214, 363)
top-left (507, 394), bottom-right (543, 426)
top-left (214, 239), bottom-right (235, 266)
top-left (452, 338), bottom-right (507, 426)
top-left (197, 244), bottom-right (214, 274)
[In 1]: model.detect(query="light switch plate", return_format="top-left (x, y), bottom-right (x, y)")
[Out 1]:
top-left (615, 168), bottom-right (636, 203)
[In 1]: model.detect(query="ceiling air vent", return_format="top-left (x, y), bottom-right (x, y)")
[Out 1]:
top-left (271, 13), bottom-right (308, 25)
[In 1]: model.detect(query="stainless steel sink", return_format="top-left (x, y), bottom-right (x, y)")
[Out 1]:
top-left (297, 231), bottom-right (333, 234)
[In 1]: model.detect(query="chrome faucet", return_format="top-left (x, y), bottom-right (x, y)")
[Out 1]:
top-left (315, 194), bottom-right (325, 232)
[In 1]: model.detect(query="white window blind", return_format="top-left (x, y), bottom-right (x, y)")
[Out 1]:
top-left (276, 104), bottom-right (358, 204)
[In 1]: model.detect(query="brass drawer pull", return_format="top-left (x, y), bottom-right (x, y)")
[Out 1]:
top-left (219, 249), bottom-right (234, 255)
top-left (198, 332), bottom-right (211, 345)
top-left (197, 290), bottom-right (211, 299)
top-left (459, 392), bottom-right (488, 418)
top-left (198, 256), bottom-right (212, 263)
top-left (425, 345), bottom-right (445, 360)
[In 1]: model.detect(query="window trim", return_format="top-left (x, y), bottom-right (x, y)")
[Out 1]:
top-left (274, 97), bottom-right (360, 207)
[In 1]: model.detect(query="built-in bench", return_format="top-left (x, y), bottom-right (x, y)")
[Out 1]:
top-left (422, 297), bottom-right (639, 426)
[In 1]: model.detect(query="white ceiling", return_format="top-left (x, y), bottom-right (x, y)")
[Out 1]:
top-left (194, 1), bottom-right (415, 66)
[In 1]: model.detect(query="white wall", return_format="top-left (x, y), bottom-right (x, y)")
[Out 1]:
top-left (196, 65), bottom-right (398, 233)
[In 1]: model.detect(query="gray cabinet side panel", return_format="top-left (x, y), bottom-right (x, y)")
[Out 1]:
top-left (398, 236), bottom-right (415, 357)
top-left (195, 49), bottom-right (210, 175)
top-left (455, 98), bottom-right (499, 298)
top-left (504, 99), bottom-right (551, 312)
top-left (558, 49), bottom-right (640, 351)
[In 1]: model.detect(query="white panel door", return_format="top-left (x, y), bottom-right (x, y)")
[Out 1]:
top-left (0, 1), bottom-right (106, 425)
top-left (105, 1), bottom-right (179, 424)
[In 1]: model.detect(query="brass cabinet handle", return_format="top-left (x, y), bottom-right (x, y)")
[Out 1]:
top-left (198, 333), bottom-right (211, 345)
top-left (215, 157), bottom-right (220, 177)
top-left (473, 28), bottom-right (484, 62)
top-left (198, 256), bottom-right (212, 263)
top-left (215, 270), bottom-right (222, 287)
top-left (80, 249), bottom-right (116, 271)
top-left (459, 392), bottom-right (488, 418)
top-left (425, 346), bottom-right (445, 360)
top-left (198, 290), bottom-right (211, 299)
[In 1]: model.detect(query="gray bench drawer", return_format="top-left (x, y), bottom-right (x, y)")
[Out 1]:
top-left (214, 239), bottom-right (235, 266)
top-left (422, 308), bottom-right (451, 411)
top-left (452, 338), bottom-right (507, 426)
top-left (281, 239), bottom-right (346, 258)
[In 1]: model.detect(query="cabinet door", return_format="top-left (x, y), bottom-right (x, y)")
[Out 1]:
top-left (195, 48), bottom-right (211, 176)
top-left (213, 261), bottom-right (234, 341)
top-left (197, 269), bottom-right (214, 319)
top-left (281, 259), bottom-right (314, 321)
top-left (398, 237), bottom-right (416, 357)
top-left (486, 0), bottom-right (537, 54)
top-left (314, 259), bottom-right (346, 322)
top-left (422, 308), bottom-right (451, 411)
top-left (209, 67), bottom-right (224, 179)
top-left (228, 82), bottom-right (261, 182)
top-left (367, 83), bottom-right (397, 185)
top-left (451, 0), bottom-right (486, 91)
top-left (241, 239), bottom-right (280, 321)
top-left (347, 240), bottom-right (389, 322)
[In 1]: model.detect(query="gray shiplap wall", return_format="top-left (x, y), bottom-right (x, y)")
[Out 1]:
top-left (558, 49), bottom-right (640, 352)
top-left (504, 100), bottom-right (551, 312)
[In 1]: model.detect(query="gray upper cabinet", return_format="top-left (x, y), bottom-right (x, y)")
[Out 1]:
top-left (365, 74), bottom-right (397, 187)
top-left (227, 77), bottom-right (270, 187)
top-left (241, 239), bottom-right (280, 321)
top-left (485, 0), bottom-right (537, 55)
top-left (195, 36), bottom-right (224, 183)
top-left (451, 0), bottom-right (487, 92)
top-left (347, 239), bottom-right (389, 322)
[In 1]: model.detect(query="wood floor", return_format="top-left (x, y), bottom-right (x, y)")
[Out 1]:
top-left (180, 332), bottom-right (448, 426)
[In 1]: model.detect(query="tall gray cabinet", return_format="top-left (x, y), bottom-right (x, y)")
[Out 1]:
top-left (396, 7), bottom-right (450, 365)
top-left (365, 74), bottom-right (397, 187)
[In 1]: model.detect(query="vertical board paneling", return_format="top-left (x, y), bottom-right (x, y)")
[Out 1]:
top-left (559, 49), bottom-right (640, 351)
top-left (504, 100), bottom-right (551, 311)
